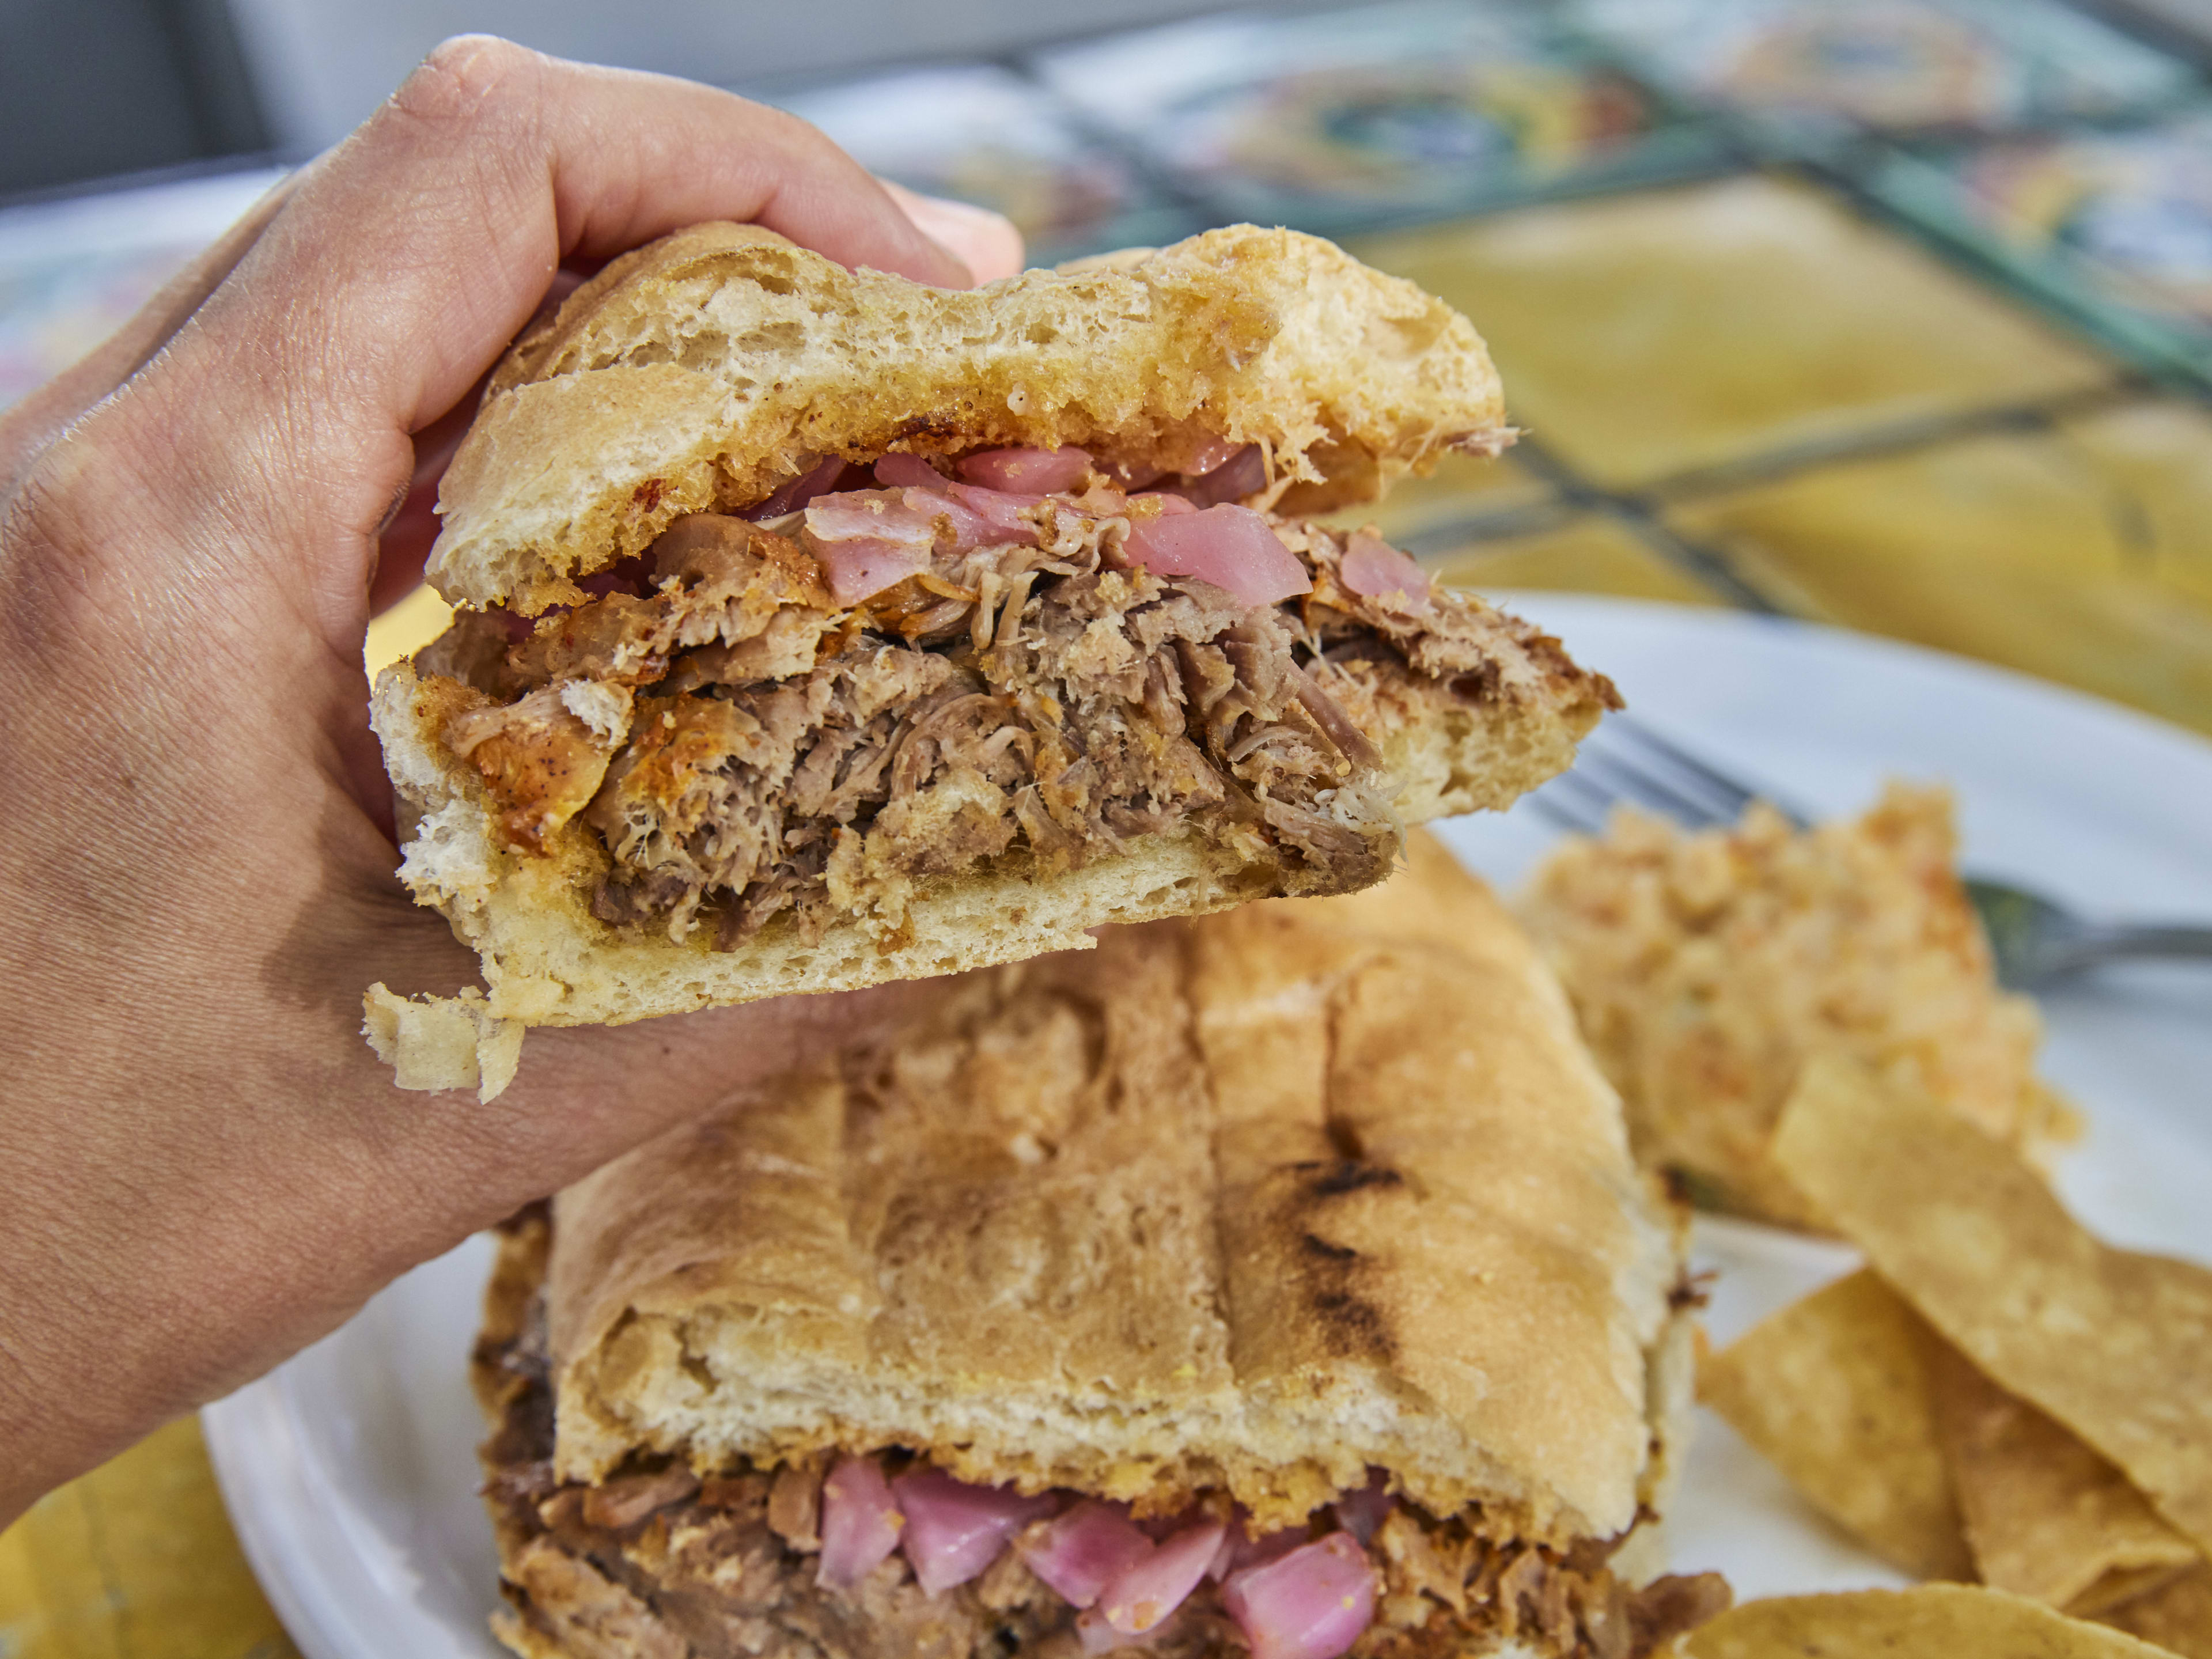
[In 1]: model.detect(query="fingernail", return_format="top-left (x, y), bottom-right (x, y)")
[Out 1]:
top-left (893, 188), bottom-right (1027, 286)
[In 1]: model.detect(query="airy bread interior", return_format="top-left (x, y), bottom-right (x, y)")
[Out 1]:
top-left (538, 836), bottom-right (1683, 1550)
top-left (433, 224), bottom-right (1510, 615)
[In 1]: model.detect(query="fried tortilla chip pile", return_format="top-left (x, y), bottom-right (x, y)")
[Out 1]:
top-left (1698, 1056), bottom-right (2212, 1658)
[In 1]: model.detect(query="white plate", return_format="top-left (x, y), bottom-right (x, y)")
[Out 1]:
top-left (205, 596), bottom-right (2212, 1656)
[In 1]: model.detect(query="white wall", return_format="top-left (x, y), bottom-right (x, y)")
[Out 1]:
top-left (225, 0), bottom-right (1243, 153)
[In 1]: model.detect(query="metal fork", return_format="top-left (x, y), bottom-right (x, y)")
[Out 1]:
top-left (1529, 714), bottom-right (2212, 991)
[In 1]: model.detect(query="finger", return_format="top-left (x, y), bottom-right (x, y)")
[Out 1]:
top-left (369, 263), bottom-right (593, 612)
top-left (79, 37), bottom-right (983, 639)
top-left (881, 181), bottom-right (1027, 283)
top-left (0, 173), bottom-right (295, 499)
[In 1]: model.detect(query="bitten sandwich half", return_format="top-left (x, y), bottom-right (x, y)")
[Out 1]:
top-left (367, 225), bottom-right (1618, 1097)
top-left (472, 835), bottom-right (1727, 1659)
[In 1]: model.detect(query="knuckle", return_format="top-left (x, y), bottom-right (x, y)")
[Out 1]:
top-left (391, 35), bottom-right (543, 130)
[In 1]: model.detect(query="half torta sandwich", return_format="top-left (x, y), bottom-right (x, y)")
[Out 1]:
top-left (473, 835), bottom-right (1725, 1659)
top-left (368, 225), bottom-right (1618, 1097)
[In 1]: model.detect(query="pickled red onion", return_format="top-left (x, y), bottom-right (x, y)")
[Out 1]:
top-left (893, 1468), bottom-right (1056, 1597)
top-left (1339, 531), bottom-right (1430, 605)
top-left (1017, 1500), bottom-right (1154, 1609)
top-left (1122, 505), bottom-right (1312, 606)
top-left (1221, 1533), bottom-right (1376, 1659)
top-left (1330, 1472), bottom-right (1393, 1546)
top-left (816, 1456), bottom-right (903, 1591)
top-left (958, 446), bottom-right (1091, 494)
top-left (875, 453), bottom-right (949, 490)
top-left (1099, 1518), bottom-right (1226, 1634)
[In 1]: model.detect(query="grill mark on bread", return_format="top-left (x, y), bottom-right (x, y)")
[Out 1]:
top-left (1305, 1160), bottom-right (1404, 1197)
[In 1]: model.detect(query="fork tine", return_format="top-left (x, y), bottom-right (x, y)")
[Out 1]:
top-left (1603, 714), bottom-right (1811, 830)
top-left (1528, 770), bottom-right (1615, 835)
top-left (1573, 747), bottom-right (1739, 830)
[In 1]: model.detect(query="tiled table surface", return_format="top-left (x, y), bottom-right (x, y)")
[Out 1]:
top-left (8, 3), bottom-right (2212, 1654)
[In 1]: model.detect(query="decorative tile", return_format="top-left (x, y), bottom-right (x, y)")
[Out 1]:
top-left (0, 1418), bottom-right (298, 1659)
top-left (1031, 0), bottom-right (1722, 236)
top-left (760, 65), bottom-right (1196, 265)
top-left (1870, 107), bottom-right (2212, 378)
top-left (1323, 446), bottom-right (1555, 544)
top-left (1570, 0), bottom-right (2195, 141)
top-left (1428, 510), bottom-right (1726, 607)
top-left (1353, 175), bottom-right (2118, 489)
top-left (1665, 397), bottom-right (2212, 734)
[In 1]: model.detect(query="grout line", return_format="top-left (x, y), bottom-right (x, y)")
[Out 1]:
top-left (1469, 434), bottom-right (1790, 615)
top-left (1630, 378), bottom-right (2154, 503)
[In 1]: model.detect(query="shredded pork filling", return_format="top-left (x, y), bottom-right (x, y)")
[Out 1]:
top-left (477, 1291), bottom-right (1727, 1659)
top-left (418, 447), bottom-right (1551, 948)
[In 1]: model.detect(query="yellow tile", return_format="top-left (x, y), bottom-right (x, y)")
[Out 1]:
top-left (1351, 175), bottom-right (2115, 490)
top-left (1667, 400), bottom-right (2212, 737)
top-left (1323, 445), bottom-right (1552, 543)
top-left (0, 1417), bottom-right (298, 1659)
top-left (366, 583), bottom-right (453, 676)
top-left (1427, 512), bottom-right (1725, 607)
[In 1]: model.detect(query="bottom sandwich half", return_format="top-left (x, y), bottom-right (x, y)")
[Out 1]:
top-left (472, 834), bottom-right (1728, 1659)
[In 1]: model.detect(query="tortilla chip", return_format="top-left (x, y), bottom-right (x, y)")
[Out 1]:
top-left (1679, 1585), bottom-right (2175, 1658)
top-left (1771, 1054), bottom-right (2212, 1560)
top-left (1921, 1331), bottom-right (2199, 1613)
top-left (1699, 1268), bottom-right (1971, 1579)
top-left (2099, 1561), bottom-right (2212, 1659)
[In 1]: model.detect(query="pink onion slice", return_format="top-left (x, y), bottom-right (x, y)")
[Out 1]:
top-left (744, 456), bottom-right (849, 520)
top-left (1099, 1518), bottom-right (1226, 1635)
top-left (809, 535), bottom-right (929, 605)
top-left (1177, 444), bottom-right (1268, 507)
top-left (1330, 1472), bottom-right (1393, 1546)
top-left (1221, 1533), bottom-right (1377, 1659)
top-left (804, 489), bottom-right (942, 550)
top-left (1339, 531), bottom-right (1431, 605)
top-left (893, 1468), bottom-right (1057, 1597)
top-left (944, 481), bottom-right (1050, 547)
top-left (1215, 1520), bottom-right (1306, 1581)
top-left (1122, 504), bottom-right (1312, 606)
top-left (957, 445), bottom-right (1091, 494)
top-left (1078, 1607), bottom-right (1170, 1655)
top-left (817, 1456), bottom-right (905, 1592)
top-left (1017, 1500), bottom-right (1155, 1609)
top-left (1183, 435), bottom-right (1243, 477)
top-left (1129, 491), bottom-right (1199, 519)
top-left (874, 452), bottom-right (949, 490)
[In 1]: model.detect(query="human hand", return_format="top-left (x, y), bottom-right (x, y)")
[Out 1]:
top-left (0, 36), bottom-right (1022, 1525)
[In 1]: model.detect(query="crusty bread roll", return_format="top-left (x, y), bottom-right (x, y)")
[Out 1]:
top-left (471, 837), bottom-right (1726, 1659)
top-left (368, 226), bottom-right (1618, 1099)
top-left (434, 223), bottom-right (1510, 615)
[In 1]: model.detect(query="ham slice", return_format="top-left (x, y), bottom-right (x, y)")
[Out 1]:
top-left (1123, 504), bottom-right (1312, 606)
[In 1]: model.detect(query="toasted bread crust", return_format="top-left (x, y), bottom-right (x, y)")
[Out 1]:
top-left (368, 618), bottom-right (1609, 1060)
top-left (536, 838), bottom-right (1679, 1549)
top-left (431, 224), bottom-right (1509, 613)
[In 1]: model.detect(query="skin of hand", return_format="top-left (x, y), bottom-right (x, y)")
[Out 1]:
top-left (0, 36), bottom-right (1023, 1529)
